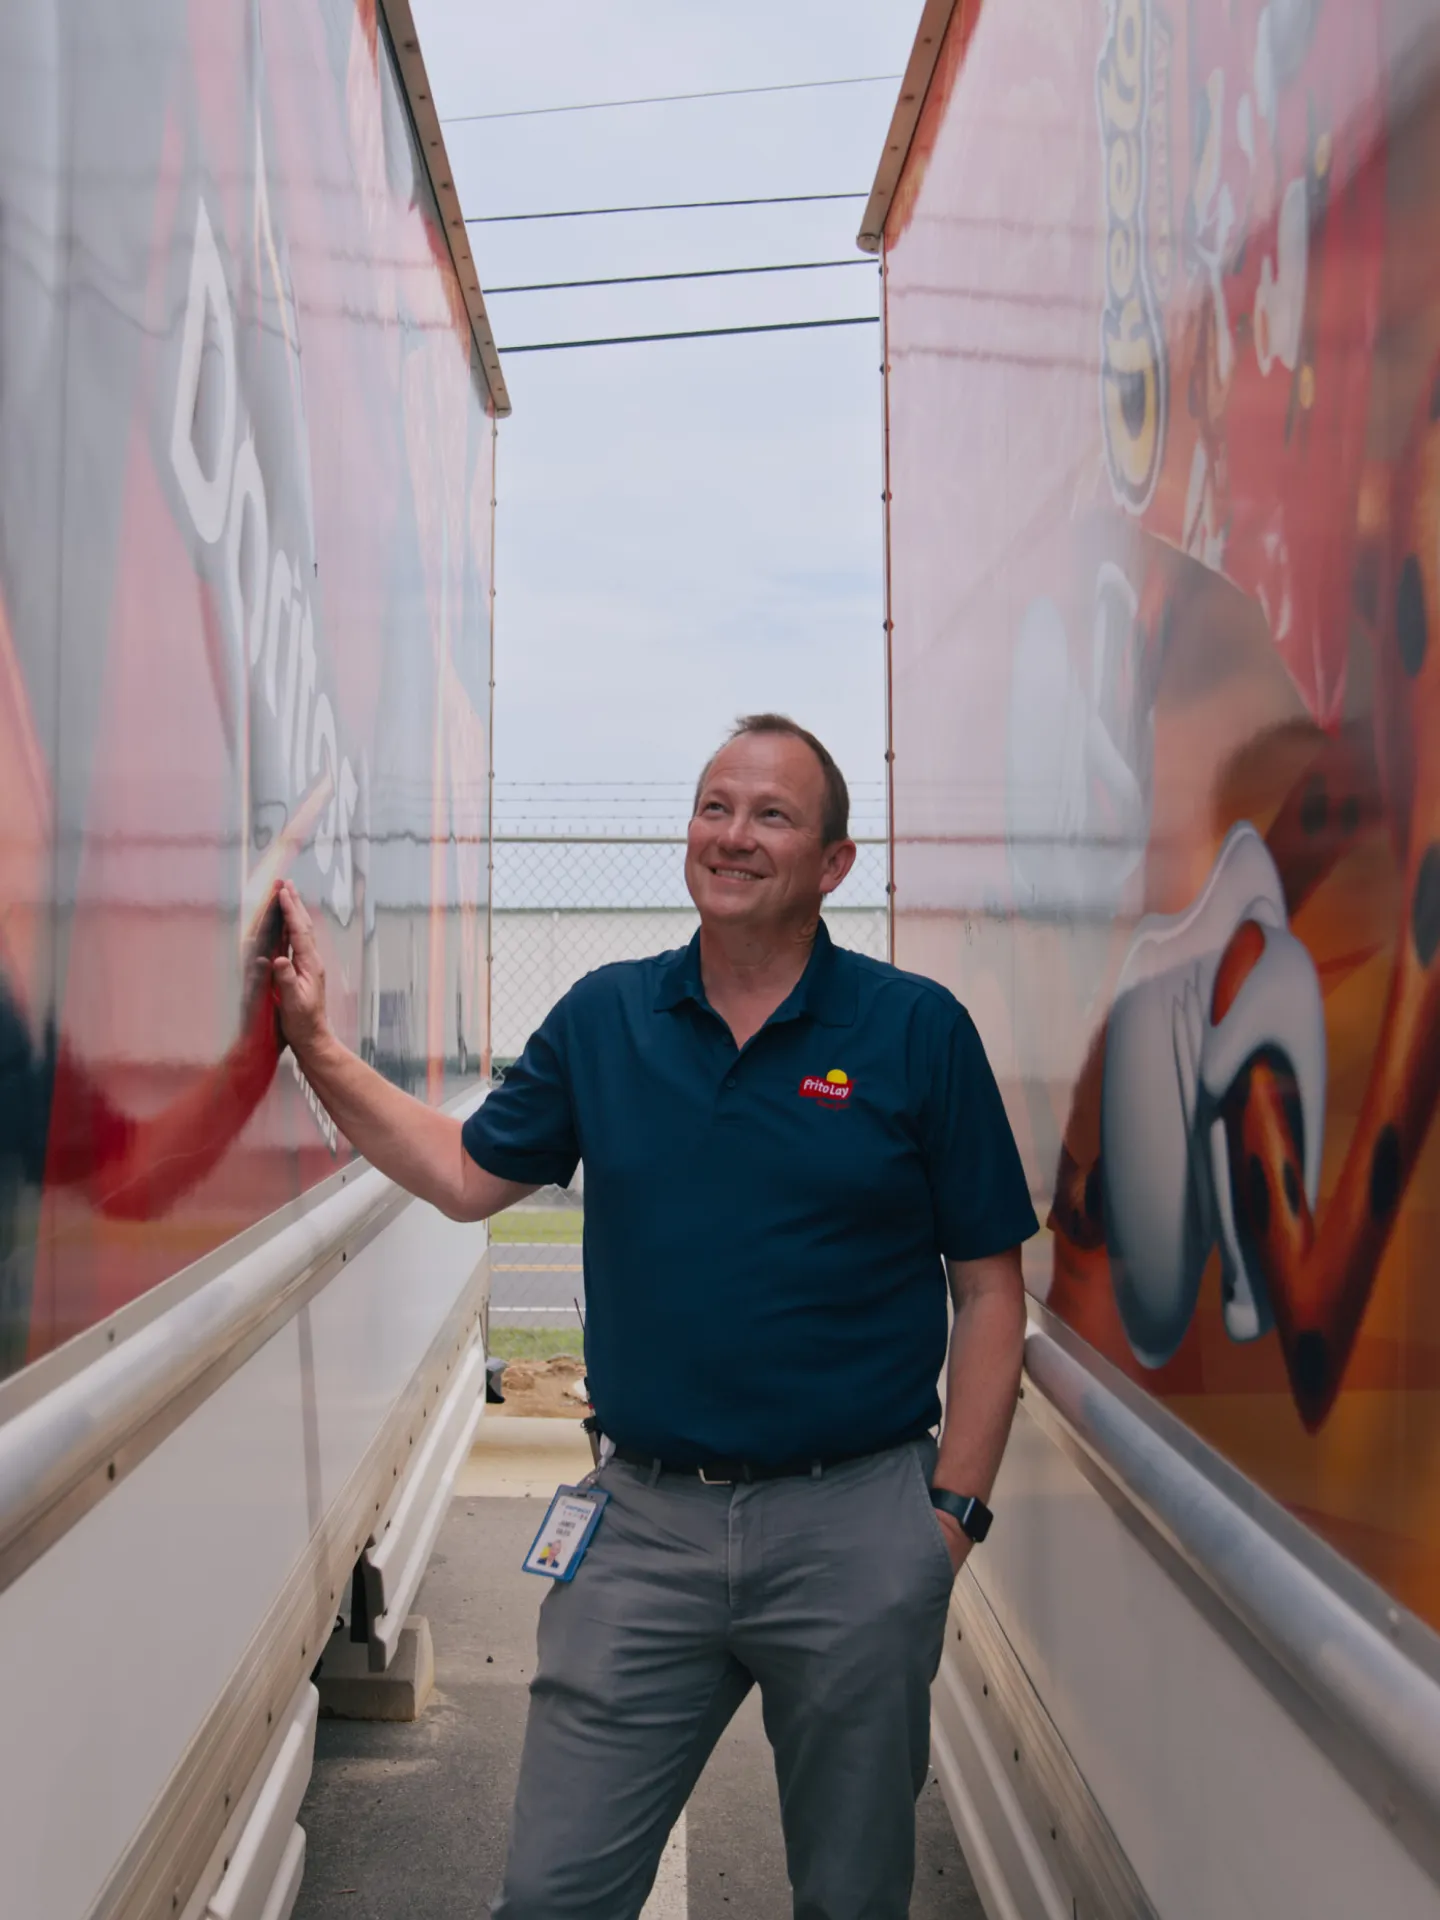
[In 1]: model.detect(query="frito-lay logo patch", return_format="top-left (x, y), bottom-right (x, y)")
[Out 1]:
top-left (1097, 0), bottom-right (1169, 514)
top-left (799, 1070), bottom-right (852, 1104)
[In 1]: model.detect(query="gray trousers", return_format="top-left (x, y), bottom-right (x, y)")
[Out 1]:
top-left (492, 1438), bottom-right (955, 1920)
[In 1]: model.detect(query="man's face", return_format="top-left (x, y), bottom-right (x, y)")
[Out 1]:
top-left (685, 732), bottom-right (856, 934)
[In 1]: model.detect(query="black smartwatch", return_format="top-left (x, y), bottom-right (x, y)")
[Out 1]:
top-left (929, 1487), bottom-right (993, 1543)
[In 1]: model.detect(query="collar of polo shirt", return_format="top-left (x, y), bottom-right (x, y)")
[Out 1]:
top-left (651, 918), bottom-right (859, 1030)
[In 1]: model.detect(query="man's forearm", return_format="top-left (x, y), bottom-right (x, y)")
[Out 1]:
top-left (934, 1262), bottom-right (1027, 1502)
top-left (296, 1031), bottom-right (471, 1217)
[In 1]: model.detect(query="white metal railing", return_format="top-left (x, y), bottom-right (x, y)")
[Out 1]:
top-left (1023, 1322), bottom-right (1440, 1861)
top-left (0, 1092), bottom-right (485, 1597)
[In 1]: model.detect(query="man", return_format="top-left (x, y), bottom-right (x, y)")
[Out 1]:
top-left (272, 713), bottom-right (1038, 1920)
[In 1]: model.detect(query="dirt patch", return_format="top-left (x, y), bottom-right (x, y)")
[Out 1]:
top-left (493, 1355), bottom-right (590, 1420)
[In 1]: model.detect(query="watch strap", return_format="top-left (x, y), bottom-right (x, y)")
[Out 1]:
top-left (929, 1486), bottom-right (993, 1542)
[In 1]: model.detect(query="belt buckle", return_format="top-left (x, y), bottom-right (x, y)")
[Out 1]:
top-left (698, 1465), bottom-right (733, 1486)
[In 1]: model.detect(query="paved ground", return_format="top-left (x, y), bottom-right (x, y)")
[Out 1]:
top-left (489, 1244), bottom-right (586, 1327)
top-left (294, 1423), bottom-right (982, 1919)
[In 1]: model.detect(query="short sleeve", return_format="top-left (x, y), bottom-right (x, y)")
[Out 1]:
top-left (462, 1001), bottom-right (579, 1189)
top-left (919, 1002), bottom-right (1038, 1261)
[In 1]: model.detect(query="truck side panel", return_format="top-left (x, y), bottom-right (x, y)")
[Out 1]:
top-left (886, 0), bottom-right (1440, 1665)
top-left (881, 0), bottom-right (1440, 1909)
top-left (0, 2), bottom-right (500, 1913)
top-left (0, 0), bottom-right (494, 1381)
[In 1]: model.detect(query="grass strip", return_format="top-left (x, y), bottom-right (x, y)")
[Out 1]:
top-left (487, 1326), bottom-right (586, 1362)
top-left (490, 1209), bottom-right (585, 1245)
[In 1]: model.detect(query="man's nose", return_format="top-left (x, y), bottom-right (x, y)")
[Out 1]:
top-left (717, 816), bottom-right (759, 852)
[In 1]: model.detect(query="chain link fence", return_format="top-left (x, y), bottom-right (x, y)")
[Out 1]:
top-left (490, 789), bottom-right (889, 1065)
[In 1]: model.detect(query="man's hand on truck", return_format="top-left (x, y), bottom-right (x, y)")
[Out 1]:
top-left (270, 880), bottom-right (534, 1224)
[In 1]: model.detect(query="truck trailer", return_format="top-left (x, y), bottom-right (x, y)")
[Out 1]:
top-left (868, 1), bottom-right (1440, 1914)
top-left (0, 2), bottom-right (506, 1915)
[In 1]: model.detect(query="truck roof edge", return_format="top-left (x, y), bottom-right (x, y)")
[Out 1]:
top-left (857, 0), bottom-right (961, 257)
top-left (380, 0), bottom-right (512, 416)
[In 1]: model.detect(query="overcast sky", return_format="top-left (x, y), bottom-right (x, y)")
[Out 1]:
top-left (411, 1), bottom-right (921, 823)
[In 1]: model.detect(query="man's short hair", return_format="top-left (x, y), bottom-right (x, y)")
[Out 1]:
top-left (694, 714), bottom-right (851, 844)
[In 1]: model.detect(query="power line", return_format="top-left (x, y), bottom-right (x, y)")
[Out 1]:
top-left (442, 74), bottom-right (901, 126)
top-left (467, 191), bottom-right (866, 226)
top-left (498, 315), bottom-right (877, 354)
top-left (485, 258), bottom-right (873, 295)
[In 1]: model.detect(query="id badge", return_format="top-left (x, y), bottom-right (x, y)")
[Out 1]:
top-left (522, 1485), bottom-right (610, 1582)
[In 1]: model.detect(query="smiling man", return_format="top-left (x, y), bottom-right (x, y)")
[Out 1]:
top-left (272, 713), bottom-right (1037, 1920)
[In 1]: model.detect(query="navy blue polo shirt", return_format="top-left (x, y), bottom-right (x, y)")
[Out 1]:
top-left (463, 922), bottom-right (1037, 1465)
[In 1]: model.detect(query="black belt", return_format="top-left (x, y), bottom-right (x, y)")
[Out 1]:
top-left (609, 1433), bottom-right (926, 1486)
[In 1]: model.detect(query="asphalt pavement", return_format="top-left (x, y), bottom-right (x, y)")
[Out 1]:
top-left (293, 1424), bottom-right (983, 1919)
top-left (489, 1243), bottom-right (586, 1327)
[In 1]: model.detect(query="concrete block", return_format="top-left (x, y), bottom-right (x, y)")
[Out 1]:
top-left (315, 1616), bottom-right (434, 1722)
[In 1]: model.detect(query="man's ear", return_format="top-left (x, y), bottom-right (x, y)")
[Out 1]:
top-left (819, 838), bottom-right (859, 897)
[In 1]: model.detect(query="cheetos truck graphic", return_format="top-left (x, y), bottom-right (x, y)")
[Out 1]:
top-left (0, 3), bottom-right (505, 1915)
top-left (869, 2), bottom-right (1440, 1915)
